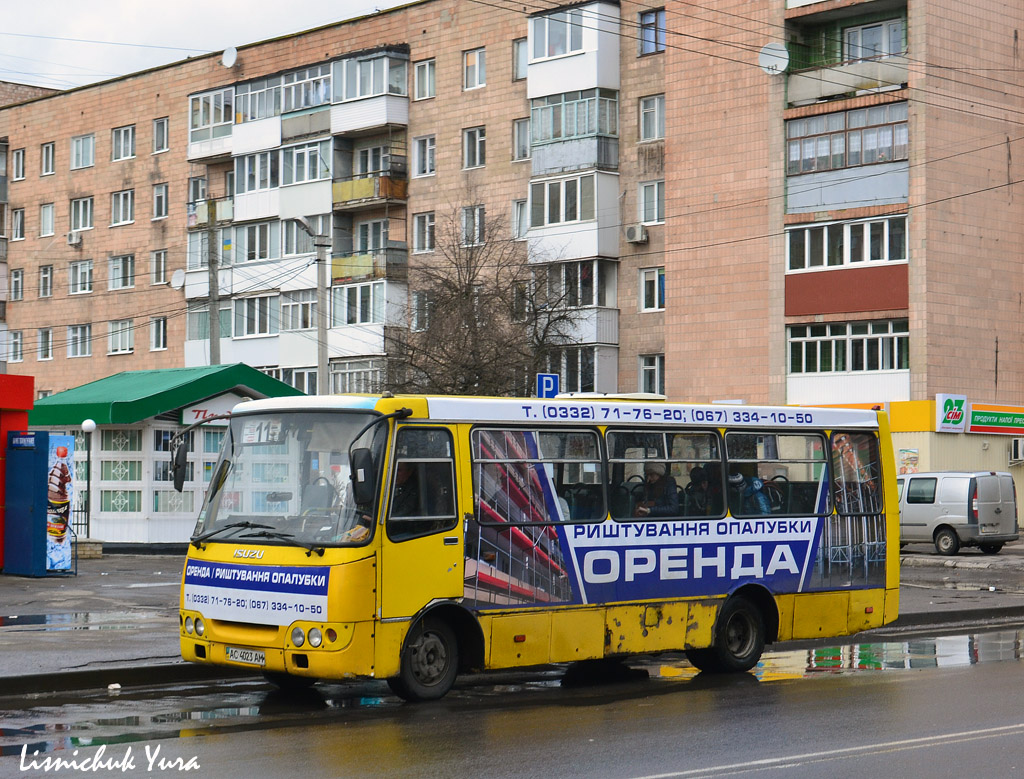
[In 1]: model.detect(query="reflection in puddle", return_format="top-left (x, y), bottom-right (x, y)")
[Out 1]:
top-left (0, 612), bottom-right (166, 632)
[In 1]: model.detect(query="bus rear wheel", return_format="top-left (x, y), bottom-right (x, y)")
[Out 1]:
top-left (388, 618), bottom-right (458, 702)
top-left (686, 596), bottom-right (765, 674)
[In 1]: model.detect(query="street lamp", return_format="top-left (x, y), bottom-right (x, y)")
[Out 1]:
top-left (81, 418), bottom-right (96, 538)
top-left (293, 217), bottom-right (329, 395)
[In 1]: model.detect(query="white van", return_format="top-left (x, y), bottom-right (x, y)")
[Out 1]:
top-left (897, 471), bottom-right (1018, 555)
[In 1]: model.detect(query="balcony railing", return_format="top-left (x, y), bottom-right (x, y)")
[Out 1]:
top-left (331, 246), bottom-right (408, 284)
top-left (788, 56), bottom-right (909, 105)
top-left (333, 174), bottom-right (408, 210)
top-left (187, 198), bottom-right (234, 228)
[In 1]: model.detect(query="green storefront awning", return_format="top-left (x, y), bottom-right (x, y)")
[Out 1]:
top-left (28, 364), bottom-right (304, 426)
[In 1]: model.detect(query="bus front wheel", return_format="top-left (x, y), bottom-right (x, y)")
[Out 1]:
top-left (388, 618), bottom-right (458, 702)
top-left (686, 596), bottom-right (765, 674)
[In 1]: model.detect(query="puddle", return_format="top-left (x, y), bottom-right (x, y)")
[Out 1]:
top-left (0, 612), bottom-right (167, 632)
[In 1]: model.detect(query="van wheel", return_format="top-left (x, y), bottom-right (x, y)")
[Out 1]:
top-left (686, 597), bottom-right (764, 674)
top-left (934, 528), bottom-right (960, 556)
top-left (979, 542), bottom-right (1004, 555)
top-left (387, 618), bottom-right (458, 702)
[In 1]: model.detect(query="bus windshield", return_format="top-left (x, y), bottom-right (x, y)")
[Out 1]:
top-left (195, 411), bottom-right (383, 547)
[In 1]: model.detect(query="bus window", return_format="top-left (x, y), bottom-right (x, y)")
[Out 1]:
top-left (725, 432), bottom-right (830, 517)
top-left (472, 428), bottom-right (604, 523)
top-left (387, 428), bottom-right (457, 542)
top-left (831, 432), bottom-right (882, 514)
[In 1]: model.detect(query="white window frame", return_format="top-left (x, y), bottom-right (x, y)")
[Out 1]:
top-left (411, 290), bottom-right (432, 332)
top-left (71, 197), bottom-right (94, 230)
top-left (69, 260), bottom-right (93, 294)
top-left (236, 220), bottom-right (279, 263)
top-left (461, 205), bottom-right (486, 247)
top-left (463, 126), bottom-right (486, 169)
top-left (357, 145), bottom-right (388, 176)
top-left (356, 219), bottom-right (387, 253)
top-left (11, 148), bottom-right (25, 180)
top-left (39, 203), bottom-right (54, 237)
top-left (188, 87), bottom-right (233, 144)
top-left (513, 118), bottom-right (531, 161)
top-left (153, 117), bottom-right (169, 153)
top-left (111, 189), bottom-right (135, 226)
top-left (109, 254), bottom-right (135, 290)
top-left (39, 265), bottom-right (53, 298)
top-left (640, 9), bottom-right (667, 55)
top-left (281, 289), bottom-right (317, 331)
top-left (111, 125), bottom-right (136, 161)
top-left (235, 151), bottom-right (280, 194)
top-left (513, 199), bottom-right (529, 240)
top-left (331, 281), bottom-right (385, 326)
top-left (787, 216), bottom-right (908, 271)
top-left (640, 180), bottom-right (665, 224)
top-left (844, 19), bottom-right (905, 62)
top-left (330, 358), bottom-right (383, 393)
top-left (640, 354), bottom-right (665, 394)
top-left (531, 9), bottom-right (584, 60)
top-left (11, 209), bottom-right (24, 241)
top-left (38, 328), bottom-right (53, 361)
top-left (513, 38), bottom-right (528, 80)
top-left (108, 320), bottom-right (134, 355)
top-left (413, 135), bottom-right (436, 177)
top-left (282, 139), bottom-right (331, 185)
top-left (188, 177), bottom-right (207, 204)
top-left (71, 134), bottom-right (95, 169)
top-left (413, 212), bottom-right (435, 253)
top-left (414, 59), bottom-right (435, 100)
top-left (151, 250), bottom-right (167, 284)
top-left (530, 174), bottom-right (596, 227)
top-left (68, 324), bottom-right (93, 358)
top-left (8, 331), bottom-right (23, 363)
top-left (151, 317), bottom-right (168, 351)
top-left (788, 319), bottom-right (909, 374)
top-left (233, 295), bottom-right (280, 338)
top-left (334, 55), bottom-right (406, 102)
top-left (10, 269), bottom-right (23, 301)
top-left (464, 48), bottom-right (486, 90)
top-left (640, 267), bottom-right (666, 312)
top-left (640, 94), bottom-right (665, 141)
top-left (152, 183), bottom-right (169, 220)
top-left (41, 142), bottom-right (55, 176)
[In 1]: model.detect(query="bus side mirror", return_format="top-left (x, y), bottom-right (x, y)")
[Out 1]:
top-left (350, 448), bottom-right (376, 505)
top-left (171, 443), bottom-right (189, 493)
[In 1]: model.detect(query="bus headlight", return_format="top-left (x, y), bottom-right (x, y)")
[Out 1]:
top-left (308, 628), bottom-right (323, 648)
top-left (195, 618), bottom-right (206, 637)
top-left (185, 616), bottom-right (194, 635)
top-left (291, 627), bottom-right (305, 647)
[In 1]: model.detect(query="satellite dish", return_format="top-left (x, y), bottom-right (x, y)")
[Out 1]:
top-left (170, 269), bottom-right (186, 290)
top-left (758, 42), bottom-right (789, 75)
top-left (221, 47), bottom-right (238, 68)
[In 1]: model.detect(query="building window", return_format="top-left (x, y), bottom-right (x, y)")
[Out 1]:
top-left (11, 209), bottom-right (24, 240)
top-left (544, 259), bottom-right (615, 308)
top-left (844, 19), bottom-right (905, 62)
top-left (11, 149), bottom-right (25, 180)
top-left (71, 134), bottom-right (95, 169)
top-left (281, 63), bottom-right (333, 110)
top-left (109, 255), bottom-right (135, 290)
top-left (187, 301), bottom-right (230, 339)
top-left (356, 219), bottom-right (387, 252)
top-left (463, 126), bottom-right (486, 168)
top-left (235, 151), bottom-right (280, 194)
top-left (464, 48), bottom-right (486, 90)
top-left (8, 331), bottom-right (23, 363)
top-left (413, 135), bottom-right (435, 177)
top-left (235, 220), bottom-right (279, 262)
top-left (551, 347), bottom-right (595, 393)
top-left (153, 117), bottom-right (169, 153)
top-left (111, 125), bottom-right (136, 161)
top-left (513, 199), bottom-right (528, 240)
top-left (331, 281), bottom-right (384, 326)
top-left (282, 139), bottom-right (331, 185)
top-left (640, 94), bottom-right (665, 141)
top-left (640, 354), bottom-right (665, 394)
top-left (151, 250), bottom-right (167, 284)
top-left (531, 89), bottom-right (618, 144)
top-left (281, 289), bottom-right (316, 331)
top-left (188, 228), bottom-right (231, 269)
top-left (787, 216), bottom-right (907, 270)
top-left (640, 9), bottom-right (666, 54)
top-left (188, 177), bottom-right (207, 204)
top-left (513, 118), bottom-right (531, 160)
top-left (108, 320), bottom-right (133, 354)
top-left (530, 174), bottom-right (596, 227)
top-left (111, 189), bottom-right (135, 225)
top-left (38, 328), bottom-right (53, 360)
top-left (787, 102), bottom-right (908, 175)
top-left (69, 260), bottom-right (93, 294)
top-left (234, 77), bottom-right (283, 123)
top-left (150, 317), bottom-right (168, 351)
top-left (356, 145), bottom-right (388, 176)
top-left (39, 265), bottom-right (53, 298)
top-left (333, 55), bottom-right (406, 101)
top-left (532, 9), bottom-right (584, 59)
top-left (461, 205), bottom-right (486, 246)
top-left (414, 59), bottom-right (435, 99)
top-left (789, 320), bottom-right (909, 374)
top-left (71, 197), bottom-right (94, 231)
top-left (39, 203), bottom-right (54, 237)
top-left (413, 212), bottom-right (435, 253)
top-left (189, 88), bottom-right (233, 143)
top-left (411, 290), bottom-right (432, 332)
top-left (41, 142), bottom-right (55, 175)
top-left (640, 180), bottom-right (665, 223)
top-left (330, 358), bottom-right (383, 393)
top-left (641, 267), bottom-right (665, 311)
top-left (10, 269), bottom-right (23, 301)
top-left (281, 368), bottom-right (318, 395)
top-left (282, 215), bottom-right (328, 256)
top-left (234, 295), bottom-right (280, 337)
top-left (68, 324), bottom-right (92, 358)
top-left (152, 183), bottom-right (168, 219)
top-left (513, 38), bottom-right (528, 80)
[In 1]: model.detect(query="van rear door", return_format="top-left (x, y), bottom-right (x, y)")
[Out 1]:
top-left (974, 475), bottom-right (1015, 537)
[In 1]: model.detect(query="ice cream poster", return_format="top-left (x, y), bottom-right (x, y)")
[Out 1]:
top-left (46, 435), bottom-right (74, 571)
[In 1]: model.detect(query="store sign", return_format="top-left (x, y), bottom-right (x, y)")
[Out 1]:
top-left (180, 393), bottom-right (245, 426)
top-left (936, 394), bottom-right (968, 433)
top-left (966, 402), bottom-right (1024, 435)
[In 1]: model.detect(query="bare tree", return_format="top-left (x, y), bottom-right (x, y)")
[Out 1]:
top-left (385, 205), bottom-right (582, 396)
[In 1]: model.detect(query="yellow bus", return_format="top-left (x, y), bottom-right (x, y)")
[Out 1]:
top-left (176, 394), bottom-right (899, 700)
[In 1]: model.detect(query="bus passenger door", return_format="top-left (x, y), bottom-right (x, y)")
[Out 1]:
top-left (379, 427), bottom-right (463, 619)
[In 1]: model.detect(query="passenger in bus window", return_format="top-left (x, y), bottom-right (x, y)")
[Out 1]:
top-left (728, 471), bottom-right (771, 515)
top-left (684, 466), bottom-right (711, 516)
top-left (634, 462), bottom-right (679, 518)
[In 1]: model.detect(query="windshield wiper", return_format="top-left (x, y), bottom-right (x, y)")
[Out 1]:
top-left (191, 521), bottom-right (276, 548)
top-left (239, 530), bottom-right (325, 557)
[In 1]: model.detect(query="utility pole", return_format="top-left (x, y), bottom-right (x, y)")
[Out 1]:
top-left (294, 217), bottom-right (330, 394)
top-left (206, 199), bottom-right (221, 366)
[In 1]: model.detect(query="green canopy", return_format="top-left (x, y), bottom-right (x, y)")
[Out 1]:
top-left (28, 364), bottom-right (304, 426)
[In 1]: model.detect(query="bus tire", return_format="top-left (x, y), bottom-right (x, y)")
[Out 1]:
top-left (934, 527), bottom-right (960, 556)
top-left (388, 618), bottom-right (458, 702)
top-left (688, 596), bottom-right (765, 674)
top-left (263, 671), bottom-right (316, 691)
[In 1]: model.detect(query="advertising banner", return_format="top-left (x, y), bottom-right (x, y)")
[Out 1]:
top-left (935, 394), bottom-right (967, 433)
top-left (967, 403), bottom-right (1024, 435)
top-left (183, 560), bottom-right (329, 626)
top-left (46, 435), bottom-right (75, 572)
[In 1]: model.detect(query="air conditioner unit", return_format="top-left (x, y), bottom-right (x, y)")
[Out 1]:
top-left (66, 231), bottom-right (81, 247)
top-left (1011, 438), bottom-right (1024, 464)
top-left (625, 224), bottom-right (648, 244)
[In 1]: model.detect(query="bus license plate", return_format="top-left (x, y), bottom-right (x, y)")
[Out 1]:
top-left (226, 646), bottom-right (266, 666)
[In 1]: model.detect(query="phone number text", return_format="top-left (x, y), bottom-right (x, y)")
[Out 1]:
top-left (520, 404), bottom-right (814, 426)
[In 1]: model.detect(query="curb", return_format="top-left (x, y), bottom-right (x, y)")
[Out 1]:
top-left (0, 664), bottom-right (257, 697)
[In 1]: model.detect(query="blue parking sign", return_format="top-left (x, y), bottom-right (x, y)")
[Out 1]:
top-left (537, 373), bottom-right (560, 398)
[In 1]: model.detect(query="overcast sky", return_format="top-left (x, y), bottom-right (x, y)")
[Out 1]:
top-left (2, 1), bottom-right (409, 90)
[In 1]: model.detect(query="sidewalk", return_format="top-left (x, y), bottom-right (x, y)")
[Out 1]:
top-left (2, 548), bottom-right (1024, 696)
